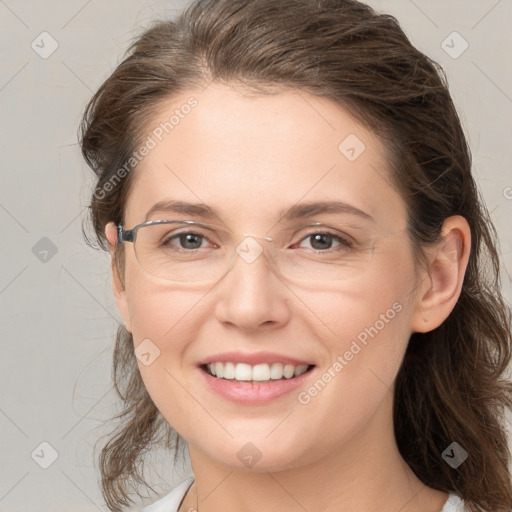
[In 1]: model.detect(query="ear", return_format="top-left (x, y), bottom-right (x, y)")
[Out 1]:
top-left (410, 215), bottom-right (471, 333)
top-left (105, 222), bottom-right (132, 333)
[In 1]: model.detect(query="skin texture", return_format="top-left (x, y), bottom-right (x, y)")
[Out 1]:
top-left (105, 82), bottom-right (471, 512)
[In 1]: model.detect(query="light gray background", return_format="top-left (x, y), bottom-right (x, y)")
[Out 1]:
top-left (0, 1), bottom-right (511, 510)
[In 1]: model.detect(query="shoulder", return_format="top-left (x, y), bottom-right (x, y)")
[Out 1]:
top-left (141, 475), bottom-right (195, 512)
top-left (441, 493), bottom-right (468, 512)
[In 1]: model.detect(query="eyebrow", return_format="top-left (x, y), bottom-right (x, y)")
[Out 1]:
top-left (144, 199), bottom-right (374, 223)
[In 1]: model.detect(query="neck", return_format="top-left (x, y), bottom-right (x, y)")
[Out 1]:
top-left (181, 392), bottom-right (448, 512)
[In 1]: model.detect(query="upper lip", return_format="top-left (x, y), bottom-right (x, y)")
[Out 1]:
top-left (198, 351), bottom-right (314, 367)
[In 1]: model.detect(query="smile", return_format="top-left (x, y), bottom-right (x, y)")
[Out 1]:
top-left (204, 362), bottom-right (313, 381)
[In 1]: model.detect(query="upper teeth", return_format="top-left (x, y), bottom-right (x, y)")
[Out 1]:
top-left (207, 362), bottom-right (309, 381)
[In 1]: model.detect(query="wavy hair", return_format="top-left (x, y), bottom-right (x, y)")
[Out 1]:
top-left (79, 0), bottom-right (512, 510)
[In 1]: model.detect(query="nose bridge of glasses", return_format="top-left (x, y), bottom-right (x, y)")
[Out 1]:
top-left (241, 233), bottom-right (273, 242)
top-left (231, 233), bottom-right (276, 268)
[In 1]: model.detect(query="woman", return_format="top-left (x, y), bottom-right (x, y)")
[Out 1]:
top-left (79, 0), bottom-right (512, 510)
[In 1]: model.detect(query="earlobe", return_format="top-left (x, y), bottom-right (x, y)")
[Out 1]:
top-left (105, 222), bottom-right (132, 333)
top-left (410, 216), bottom-right (471, 334)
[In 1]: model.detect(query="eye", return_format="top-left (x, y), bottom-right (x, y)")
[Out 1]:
top-left (162, 231), bottom-right (210, 250)
top-left (296, 232), bottom-right (353, 251)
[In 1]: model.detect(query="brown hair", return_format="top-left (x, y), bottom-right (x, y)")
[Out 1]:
top-left (79, 0), bottom-right (512, 510)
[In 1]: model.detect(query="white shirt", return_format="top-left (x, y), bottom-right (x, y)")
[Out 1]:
top-left (141, 475), bottom-right (468, 511)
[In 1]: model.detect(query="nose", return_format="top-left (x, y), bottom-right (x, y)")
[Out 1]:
top-left (213, 236), bottom-right (291, 332)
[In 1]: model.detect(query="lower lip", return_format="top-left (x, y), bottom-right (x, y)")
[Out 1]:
top-left (199, 366), bottom-right (315, 405)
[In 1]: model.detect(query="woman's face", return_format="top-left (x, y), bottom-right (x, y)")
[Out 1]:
top-left (111, 82), bottom-right (429, 472)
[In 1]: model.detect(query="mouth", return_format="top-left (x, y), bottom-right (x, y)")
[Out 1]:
top-left (201, 362), bottom-right (316, 382)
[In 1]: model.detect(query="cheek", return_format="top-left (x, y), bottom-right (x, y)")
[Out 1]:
top-left (299, 247), bottom-right (417, 396)
top-left (126, 285), bottom-right (213, 406)
top-left (305, 277), bottom-right (411, 380)
top-left (123, 273), bottom-right (212, 434)
top-left (286, 280), bottom-right (413, 456)
top-left (123, 253), bottom-right (204, 343)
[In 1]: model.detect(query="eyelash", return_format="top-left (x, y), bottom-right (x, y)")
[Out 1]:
top-left (294, 232), bottom-right (354, 251)
top-left (161, 230), bottom-right (354, 252)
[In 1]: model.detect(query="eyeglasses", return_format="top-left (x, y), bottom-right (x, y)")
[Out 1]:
top-left (116, 219), bottom-right (405, 285)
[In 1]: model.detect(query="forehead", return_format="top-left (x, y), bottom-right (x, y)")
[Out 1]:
top-left (124, 82), bottom-right (407, 231)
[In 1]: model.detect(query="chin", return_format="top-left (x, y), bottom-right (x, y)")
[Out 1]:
top-left (201, 436), bottom-right (314, 474)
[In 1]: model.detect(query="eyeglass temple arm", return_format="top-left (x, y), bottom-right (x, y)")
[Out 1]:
top-left (117, 225), bottom-right (135, 244)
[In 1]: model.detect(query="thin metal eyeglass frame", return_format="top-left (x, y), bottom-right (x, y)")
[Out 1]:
top-left (116, 219), bottom-right (355, 247)
top-left (116, 219), bottom-right (408, 283)
top-left (117, 219), bottom-right (214, 245)
top-left (117, 219), bottom-right (405, 246)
